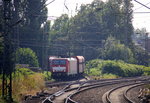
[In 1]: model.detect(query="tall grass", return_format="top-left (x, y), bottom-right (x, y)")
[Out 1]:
top-left (13, 73), bottom-right (45, 101)
top-left (0, 68), bottom-right (46, 102)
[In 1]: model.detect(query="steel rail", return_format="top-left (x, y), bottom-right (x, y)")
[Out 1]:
top-left (65, 77), bottom-right (150, 103)
top-left (65, 78), bottom-right (143, 103)
top-left (42, 76), bottom-right (150, 103)
top-left (123, 83), bottom-right (149, 103)
top-left (106, 82), bottom-right (149, 103)
top-left (42, 79), bottom-right (86, 103)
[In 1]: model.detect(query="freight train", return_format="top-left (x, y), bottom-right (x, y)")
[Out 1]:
top-left (49, 56), bottom-right (85, 79)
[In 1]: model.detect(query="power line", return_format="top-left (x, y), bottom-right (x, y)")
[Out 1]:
top-left (64, 0), bottom-right (69, 11)
top-left (133, 0), bottom-right (150, 10)
top-left (133, 12), bottom-right (150, 13)
top-left (45, 0), bottom-right (56, 7)
top-left (134, 1), bottom-right (150, 11)
top-left (11, 0), bottom-right (57, 23)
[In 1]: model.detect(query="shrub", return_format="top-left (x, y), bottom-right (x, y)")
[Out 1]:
top-left (15, 48), bottom-right (39, 67)
top-left (102, 73), bottom-right (118, 79)
top-left (43, 71), bottom-right (52, 80)
top-left (100, 36), bottom-right (135, 63)
top-left (89, 68), bottom-right (101, 76)
top-left (143, 67), bottom-right (150, 76)
top-left (86, 59), bottom-right (145, 77)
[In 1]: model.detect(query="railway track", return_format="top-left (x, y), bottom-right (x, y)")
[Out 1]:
top-left (65, 76), bottom-right (150, 103)
top-left (103, 82), bottom-right (147, 103)
top-left (42, 78), bottom-right (89, 103)
top-left (24, 76), bottom-right (150, 103)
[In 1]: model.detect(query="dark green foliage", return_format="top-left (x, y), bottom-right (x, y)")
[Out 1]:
top-left (132, 28), bottom-right (150, 66)
top-left (100, 36), bottom-right (135, 63)
top-left (0, 6), bottom-right (3, 73)
top-left (143, 67), bottom-right (150, 76)
top-left (15, 68), bottom-right (34, 76)
top-left (0, 37), bottom-right (3, 60)
top-left (133, 45), bottom-right (150, 66)
top-left (101, 60), bottom-right (143, 77)
top-left (50, 0), bottom-right (134, 60)
top-left (86, 59), bottom-right (144, 77)
top-left (15, 48), bottom-right (39, 67)
top-left (12, 0), bottom-right (48, 67)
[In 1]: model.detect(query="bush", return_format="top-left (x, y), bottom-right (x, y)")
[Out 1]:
top-left (43, 71), bottom-right (52, 80)
top-left (143, 67), bottom-right (150, 76)
top-left (101, 60), bottom-right (144, 77)
top-left (89, 68), bottom-right (101, 76)
top-left (102, 73), bottom-right (118, 79)
top-left (86, 59), bottom-right (145, 77)
top-left (100, 36), bottom-right (135, 63)
top-left (15, 48), bottom-right (39, 67)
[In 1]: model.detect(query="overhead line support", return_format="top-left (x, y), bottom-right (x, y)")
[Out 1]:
top-left (2, 0), bottom-right (13, 102)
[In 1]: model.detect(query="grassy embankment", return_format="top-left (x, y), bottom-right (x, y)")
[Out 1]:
top-left (0, 68), bottom-right (52, 103)
top-left (86, 59), bottom-right (150, 79)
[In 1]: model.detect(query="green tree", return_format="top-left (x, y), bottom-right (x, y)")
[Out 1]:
top-left (13, 0), bottom-right (48, 67)
top-left (100, 36), bottom-right (134, 63)
top-left (133, 45), bottom-right (150, 66)
top-left (132, 28), bottom-right (150, 66)
top-left (50, 14), bottom-right (69, 40)
top-left (15, 48), bottom-right (39, 67)
top-left (49, 0), bottom-right (134, 60)
top-left (49, 14), bottom-right (72, 56)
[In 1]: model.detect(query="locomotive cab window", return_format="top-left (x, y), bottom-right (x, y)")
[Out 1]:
top-left (59, 60), bottom-right (66, 65)
top-left (52, 60), bottom-right (66, 65)
top-left (52, 60), bottom-right (59, 65)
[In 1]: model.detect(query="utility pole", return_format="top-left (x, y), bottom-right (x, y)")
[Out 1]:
top-left (145, 33), bottom-right (148, 51)
top-left (145, 33), bottom-right (149, 66)
top-left (2, 0), bottom-right (13, 102)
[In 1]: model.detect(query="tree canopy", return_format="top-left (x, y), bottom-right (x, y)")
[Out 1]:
top-left (49, 0), bottom-right (134, 61)
top-left (15, 48), bottom-right (39, 67)
top-left (12, 0), bottom-right (49, 67)
top-left (100, 36), bottom-right (135, 63)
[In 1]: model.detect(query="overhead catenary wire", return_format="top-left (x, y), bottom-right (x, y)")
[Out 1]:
top-left (44, 0), bottom-right (56, 7)
top-left (64, 0), bottom-right (69, 11)
top-left (12, 0), bottom-right (150, 55)
top-left (133, 0), bottom-right (150, 10)
top-left (133, 12), bottom-right (150, 13)
top-left (12, 0), bottom-right (57, 23)
top-left (10, 0), bottom-right (57, 48)
top-left (134, 1), bottom-right (150, 11)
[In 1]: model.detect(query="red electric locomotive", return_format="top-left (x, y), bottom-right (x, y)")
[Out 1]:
top-left (49, 56), bottom-right (85, 78)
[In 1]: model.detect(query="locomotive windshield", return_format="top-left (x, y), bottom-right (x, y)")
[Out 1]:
top-left (52, 60), bottom-right (66, 65)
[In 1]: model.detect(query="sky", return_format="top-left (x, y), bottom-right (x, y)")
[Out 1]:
top-left (47, 0), bottom-right (150, 32)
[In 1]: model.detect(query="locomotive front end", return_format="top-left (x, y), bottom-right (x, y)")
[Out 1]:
top-left (50, 59), bottom-right (68, 78)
